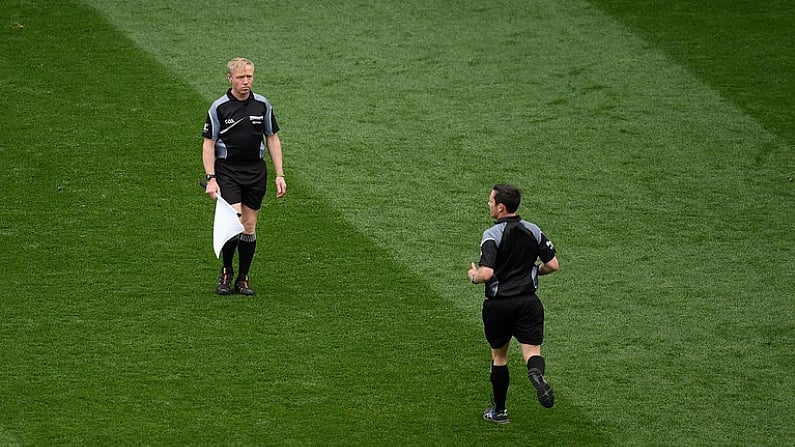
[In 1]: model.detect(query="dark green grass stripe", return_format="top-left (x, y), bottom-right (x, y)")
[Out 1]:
top-left (589, 0), bottom-right (795, 147)
top-left (0, 2), bottom-right (612, 445)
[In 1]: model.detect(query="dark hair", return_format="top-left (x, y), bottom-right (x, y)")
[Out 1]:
top-left (493, 184), bottom-right (521, 213)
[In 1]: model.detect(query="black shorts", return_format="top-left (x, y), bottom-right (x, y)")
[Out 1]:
top-left (481, 294), bottom-right (544, 348)
top-left (215, 160), bottom-right (268, 210)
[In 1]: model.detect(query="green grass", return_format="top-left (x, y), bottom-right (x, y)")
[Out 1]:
top-left (1, 0), bottom-right (793, 445)
top-left (592, 0), bottom-right (795, 144)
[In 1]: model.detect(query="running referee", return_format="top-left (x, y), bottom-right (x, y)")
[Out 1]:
top-left (468, 184), bottom-right (559, 424)
top-left (202, 57), bottom-right (286, 296)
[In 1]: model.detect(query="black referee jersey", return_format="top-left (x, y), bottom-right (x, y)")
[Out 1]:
top-left (478, 215), bottom-right (556, 299)
top-left (202, 88), bottom-right (279, 164)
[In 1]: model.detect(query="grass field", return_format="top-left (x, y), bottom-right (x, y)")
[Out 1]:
top-left (1, 0), bottom-right (793, 445)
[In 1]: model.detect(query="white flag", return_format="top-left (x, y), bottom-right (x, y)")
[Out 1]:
top-left (213, 196), bottom-right (245, 258)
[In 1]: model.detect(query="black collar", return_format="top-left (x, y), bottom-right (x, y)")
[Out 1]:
top-left (494, 215), bottom-right (521, 224)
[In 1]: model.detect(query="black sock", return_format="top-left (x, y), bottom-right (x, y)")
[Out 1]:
top-left (237, 233), bottom-right (257, 280)
top-left (222, 235), bottom-right (239, 273)
top-left (527, 355), bottom-right (546, 375)
top-left (490, 364), bottom-right (510, 412)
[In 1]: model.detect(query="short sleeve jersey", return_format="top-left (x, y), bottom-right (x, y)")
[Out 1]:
top-left (202, 89), bottom-right (279, 163)
top-left (478, 215), bottom-right (556, 299)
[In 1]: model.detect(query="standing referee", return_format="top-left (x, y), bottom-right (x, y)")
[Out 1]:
top-left (202, 57), bottom-right (286, 296)
top-left (468, 184), bottom-right (559, 424)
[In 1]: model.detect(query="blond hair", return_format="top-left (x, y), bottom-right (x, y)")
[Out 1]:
top-left (226, 57), bottom-right (254, 76)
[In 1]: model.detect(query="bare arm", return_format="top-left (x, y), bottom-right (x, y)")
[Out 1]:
top-left (267, 134), bottom-right (287, 198)
top-left (468, 263), bottom-right (493, 284)
top-left (202, 137), bottom-right (220, 198)
top-left (538, 256), bottom-right (559, 275)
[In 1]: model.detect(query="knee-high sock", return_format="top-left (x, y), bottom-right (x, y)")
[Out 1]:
top-left (222, 235), bottom-right (239, 272)
top-left (237, 233), bottom-right (257, 279)
top-left (490, 364), bottom-right (510, 412)
top-left (527, 355), bottom-right (546, 375)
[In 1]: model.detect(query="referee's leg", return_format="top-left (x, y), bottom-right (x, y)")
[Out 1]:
top-left (521, 343), bottom-right (554, 408)
top-left (235, 206), bottom-right (259, 295)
